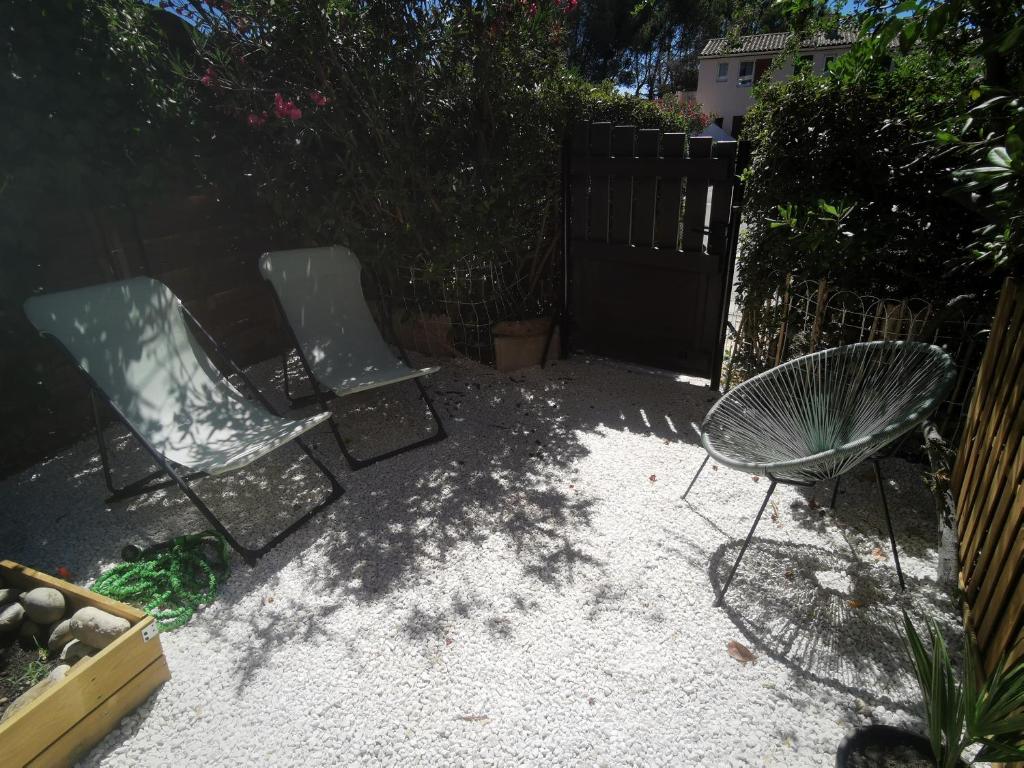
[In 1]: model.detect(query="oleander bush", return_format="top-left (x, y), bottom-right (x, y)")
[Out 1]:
top-left (129, 0), bottom-right (705, 321)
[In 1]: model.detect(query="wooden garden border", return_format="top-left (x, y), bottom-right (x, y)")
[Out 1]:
top-left (0, 561), bottom-right (170, 767)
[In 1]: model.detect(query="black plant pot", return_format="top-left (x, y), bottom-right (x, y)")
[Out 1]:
top-left (836, 724), bottom-right (966, 768)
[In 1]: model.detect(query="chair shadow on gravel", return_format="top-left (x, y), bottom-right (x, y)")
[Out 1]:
top-left (139, 356), bottom-right (713, 691)
top-left (783, 463), bottom-right (940, 563)
top-left (708, 537), bottom-right (956, 711)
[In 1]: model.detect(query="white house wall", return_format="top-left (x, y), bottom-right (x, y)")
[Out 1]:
top-left (694, 48), bottom-right (852, 137)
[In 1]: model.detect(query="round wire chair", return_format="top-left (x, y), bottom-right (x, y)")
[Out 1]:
top-left (684, 341), bottom-right (957, 605)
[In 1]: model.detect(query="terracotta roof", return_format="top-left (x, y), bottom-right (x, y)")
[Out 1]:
top-left (700, 29), bottom-right (859, 57)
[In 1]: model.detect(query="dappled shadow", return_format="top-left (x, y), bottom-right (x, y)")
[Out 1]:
top-left (187, 356), bottom-right (710, 691)
top-left (709, 537), bottom-right (958, 710)
top-left (1, 347), bottom-right (713, 701)
top-left (786, 464), bottom-right (941, 562)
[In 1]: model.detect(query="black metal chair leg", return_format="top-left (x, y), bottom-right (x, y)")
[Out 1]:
top-left (830, 475), bottom-right (842, 510)
top-left (872, 459), bottom-right (906, 591)
top-left (683, 454), bottom-right (711, 500)
top-left (716, 478), bottom-right (778, 606)
top-left (329, 377), bottom-right (448, 471)
top-left (92, 390), bottom-right (202, 502)
top-left (119, 423), bottom-right (342, 565)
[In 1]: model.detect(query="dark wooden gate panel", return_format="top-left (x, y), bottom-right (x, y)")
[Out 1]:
top-left (566, 122), bottom-right (749, 383)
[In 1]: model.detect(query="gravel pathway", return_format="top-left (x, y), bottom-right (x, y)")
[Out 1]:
top-left (0, 355), bottom-right (960, 766)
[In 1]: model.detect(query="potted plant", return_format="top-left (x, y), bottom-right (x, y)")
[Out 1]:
top-left (837, 610), bottom-right (1024, 767)
top-left (491, 200), bottom-right (560, 373)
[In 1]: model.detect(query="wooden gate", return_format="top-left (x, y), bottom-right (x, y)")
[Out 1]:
top-left (565, 122), bottom-right (749, 384)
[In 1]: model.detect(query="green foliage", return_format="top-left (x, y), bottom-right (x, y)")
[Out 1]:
top-left (782, 0), bottom-right (1024, 273)
top-left (130, 1), bottom-right (704, 319)
top-left (0, 0), bottom-right (190, 239)
top-left (903, 610), bottom-right (1024, 767)
top-left (738, 50), bottom-right (994, 306)
top-left (12, 639), bottom-right (49, 689)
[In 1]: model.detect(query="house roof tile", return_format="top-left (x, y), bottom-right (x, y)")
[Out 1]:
top-left (700, 28), bottom-right (859, 57)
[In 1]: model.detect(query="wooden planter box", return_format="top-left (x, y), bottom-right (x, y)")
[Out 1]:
top-left (0, 561), bottom-right (170, 767)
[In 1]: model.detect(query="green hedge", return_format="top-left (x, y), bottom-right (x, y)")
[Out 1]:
top-left (739, 51), bottom-right (994, 308)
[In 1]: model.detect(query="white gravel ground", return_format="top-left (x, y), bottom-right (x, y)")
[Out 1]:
top-left (0, 355), bottom-right (962, 766)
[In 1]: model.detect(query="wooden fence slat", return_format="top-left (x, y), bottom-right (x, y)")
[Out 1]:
top-left (653, 133), bottom-right (686, 249)
top-left (962, 384), bottom-right (1024, 594)
top-left (955, 288), bottom-right (1018, 539)
top-left (952, 276), bottom-right (1024, 677)
top-left (569, 122), bottom-right (590, 242)
top-left (707, 142), bottom-right (738, 258)
top-left (630, 130), bottom-right (660, 247)
top-left (587, 123), bottom-right (613, 243)
top-left (958, 294), bottom-right (1024, 556)
top-left (954, 281), bottom-right (1019, 492)
top-left (680, 136), bottom-right (713, 253)
top-left (608, 126), bottom-right (636, 245)
top-left (975, 466), bottom-right (1024, 647)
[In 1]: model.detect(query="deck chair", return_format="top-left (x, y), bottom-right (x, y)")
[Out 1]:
top-left (259, 246), bottom-right (446, 469)
top-left (23, 277), bottom-right (343, 564)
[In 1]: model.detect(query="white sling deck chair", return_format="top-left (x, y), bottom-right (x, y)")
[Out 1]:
top-left (24, 277), bottom-right (342, 563)
top-left (259, 246), bottom-right (446, 469)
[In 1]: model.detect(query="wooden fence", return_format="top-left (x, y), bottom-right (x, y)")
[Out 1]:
top-left (952, 277), bottom-right (1024, 673)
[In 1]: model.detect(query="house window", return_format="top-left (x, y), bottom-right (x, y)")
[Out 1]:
top-left (716, 62), bottom-right (729, 82)
top-left (799, 54), bottom-right (814, 73)
top-left (824, 56), bottom-right (835, 71)
top-left (732, 115), bottom-right (745, 138)
top-left (737, 61), bottom-right (754, 87)
top-left (754, 58), bottom-right (772, 84)
top-left (713, 117), bottom-right (724, 128)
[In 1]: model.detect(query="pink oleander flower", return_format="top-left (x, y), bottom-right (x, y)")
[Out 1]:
top-left (247, 111), bottom-right (268, 127)
top-left (200, 66), bottom-right (217, 87)
top-left (273, 93), bottom-right (302, 121)
top-left (309, 89), bottom-right (328, 107)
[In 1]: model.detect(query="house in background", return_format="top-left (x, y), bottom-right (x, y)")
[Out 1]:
top-left (694, 30), bottom-right (857, 138)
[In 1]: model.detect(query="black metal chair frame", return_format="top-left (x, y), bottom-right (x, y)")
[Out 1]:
top-left (684, 438), bottom-right (909, 607)
top-left (267, 286), bottom-right (447, 471)
top-left (49, 303), bottom-right (344, 565)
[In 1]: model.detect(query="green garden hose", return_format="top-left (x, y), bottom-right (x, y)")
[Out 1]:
top-left (90, 531), bottom-right (231, 631)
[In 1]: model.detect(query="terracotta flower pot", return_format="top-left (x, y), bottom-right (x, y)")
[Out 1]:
top-left (492, 317), bottom-right (558, 373)
top-left (390, 309), bottom-right (455, 357)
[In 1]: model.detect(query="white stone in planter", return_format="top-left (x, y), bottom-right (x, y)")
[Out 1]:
top-left (48, 618), bottom-right (75, 655)
top-left (20, 587), bottom-right (65, 624)
top-left (0, 587), bottom-right (20, 605)
top-left (0, 602), bottom-right (25, 632)
top-left (60, 639), bottom-right (97, 664)
top-left (0, 665), bottom-right (70, 723)
top-left (69, 606), bottom-right (130, 649)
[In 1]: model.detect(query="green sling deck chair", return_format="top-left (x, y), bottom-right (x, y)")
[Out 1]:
top-left (24, 277), bottom-right (342, 564)
top-left (259, 246), bottom-right (446, 469)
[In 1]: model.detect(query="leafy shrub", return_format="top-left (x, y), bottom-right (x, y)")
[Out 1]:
top-left (738, 50), bottom-right (995, 309)
top-left (138, 1), bottom-right (706, 319)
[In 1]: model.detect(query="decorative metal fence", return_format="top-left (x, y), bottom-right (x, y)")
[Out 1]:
top-left (725, 278), bottom-right (993, 441)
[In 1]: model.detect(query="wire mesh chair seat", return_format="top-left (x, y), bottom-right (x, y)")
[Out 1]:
top-left (703, 341), bottom-right (957, 483)
top-left (686, 341), bottom-right (956, 604)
